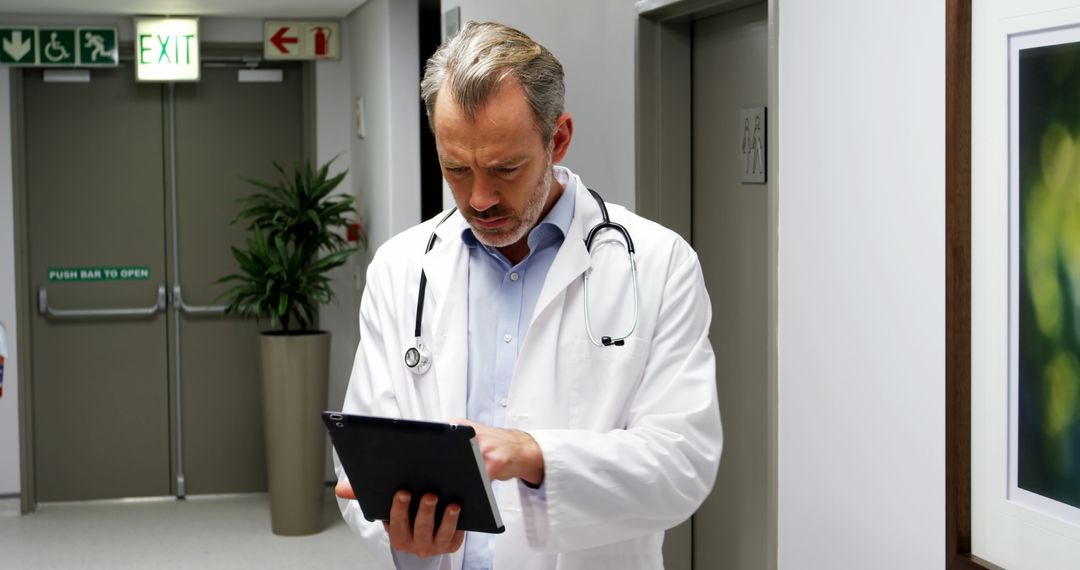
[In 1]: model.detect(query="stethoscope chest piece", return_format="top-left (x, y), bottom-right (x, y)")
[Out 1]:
top-left (405, 342), bottom-right (432, 375)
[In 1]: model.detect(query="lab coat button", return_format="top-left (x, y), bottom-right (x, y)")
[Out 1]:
top-left (503, 333), bottom-right (512, 343)
top-left (500, 398), bottom-right (508, 407)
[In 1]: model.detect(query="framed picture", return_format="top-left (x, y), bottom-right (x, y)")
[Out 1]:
top-left (969, 1), bottom-right (1080, 566)
top-left (1009, 24), bottom-right (1080, 528)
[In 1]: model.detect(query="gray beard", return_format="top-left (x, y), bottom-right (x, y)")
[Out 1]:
top-left (471, 163), bottom-right (554, 249)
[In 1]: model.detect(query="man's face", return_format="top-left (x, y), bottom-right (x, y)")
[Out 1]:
top-left (433, 79), bottom-right (558, 252)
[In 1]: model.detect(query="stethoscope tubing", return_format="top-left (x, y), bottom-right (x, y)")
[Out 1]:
top-left (405, 208), bottom-right (457, 374)
top-left (582, 242), bottom-right (639, 347)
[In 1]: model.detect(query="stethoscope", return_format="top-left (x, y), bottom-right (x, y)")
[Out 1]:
top-left (404, 188), bottom-right (639, 375)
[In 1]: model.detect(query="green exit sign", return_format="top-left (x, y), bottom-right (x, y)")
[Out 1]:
top-left (135, 17), bottom-right (200, 82)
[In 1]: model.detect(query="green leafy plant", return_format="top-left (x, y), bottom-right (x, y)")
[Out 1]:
top-left (218, 159), bottom-right (364, 332)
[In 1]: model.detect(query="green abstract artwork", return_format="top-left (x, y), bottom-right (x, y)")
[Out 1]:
top-left (1018, 40), bottom-right (1080, 509)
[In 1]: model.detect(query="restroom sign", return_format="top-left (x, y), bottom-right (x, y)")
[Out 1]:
top-left (264, 21), bottom-right (339, 60)
top-left (48, 266), bottom-right (151, 282)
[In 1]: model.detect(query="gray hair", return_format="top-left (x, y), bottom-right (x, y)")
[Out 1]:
top-left (420, 21), bottom-right (565, 144)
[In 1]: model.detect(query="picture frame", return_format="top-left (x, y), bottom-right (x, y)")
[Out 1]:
top-left (964, 1), bottom-right (1080, 566)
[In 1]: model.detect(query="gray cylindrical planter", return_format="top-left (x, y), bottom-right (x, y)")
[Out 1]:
top-left (259, 331), bottom-right (330, 536)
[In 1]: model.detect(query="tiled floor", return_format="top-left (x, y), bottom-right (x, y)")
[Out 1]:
top-left (0, 489), bottom-right (380, 569)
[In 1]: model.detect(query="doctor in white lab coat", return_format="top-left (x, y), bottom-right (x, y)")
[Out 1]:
top-left (335, 21), bottom-right (722, 570)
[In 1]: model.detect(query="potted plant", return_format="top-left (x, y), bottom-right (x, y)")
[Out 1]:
top-left (219, 159), bottom-right (362, 536)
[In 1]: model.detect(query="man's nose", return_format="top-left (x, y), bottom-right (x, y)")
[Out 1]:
top-left (469, 175), bottom-right (499, 212)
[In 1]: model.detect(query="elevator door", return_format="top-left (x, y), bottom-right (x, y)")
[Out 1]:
top-left (691, 3), bottom-right (771, 569)
top-left (26, 60), bottom-right (305, 502)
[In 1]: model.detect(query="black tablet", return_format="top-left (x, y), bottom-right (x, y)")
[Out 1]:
top-left (324, 412), bottom-right (505, 534)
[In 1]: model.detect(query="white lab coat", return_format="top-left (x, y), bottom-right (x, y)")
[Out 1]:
top-left (336, 170), bottom-right (722, 570)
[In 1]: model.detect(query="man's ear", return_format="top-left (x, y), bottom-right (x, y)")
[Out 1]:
top-left (550, 112), bottom-right (573, 164)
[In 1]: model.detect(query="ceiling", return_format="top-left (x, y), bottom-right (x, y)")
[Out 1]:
top-left (0, 0), bottom-right (369, 18)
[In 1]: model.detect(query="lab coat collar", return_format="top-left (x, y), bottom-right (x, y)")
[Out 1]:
top-left (423, 209), bottom-right (469, 422)
top-left (529, 171), bottom-right (597, 329)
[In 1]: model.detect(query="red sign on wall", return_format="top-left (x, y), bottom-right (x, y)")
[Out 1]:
top-left (264, 21), bottom-right (339, 61)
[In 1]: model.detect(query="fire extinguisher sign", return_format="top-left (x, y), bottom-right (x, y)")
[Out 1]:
top-left (264, 21), bottom-right (340, 61)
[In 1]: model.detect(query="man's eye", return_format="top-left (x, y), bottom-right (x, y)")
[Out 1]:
top-left (445, 166), bottom-right (467, 174)
top-left (495, 167), bottom-right (518, 174)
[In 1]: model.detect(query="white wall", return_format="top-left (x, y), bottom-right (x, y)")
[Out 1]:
top-left (443, 0), bottom-right (638, 210)
top-left (314, 22), bottom-right (360, 478)
top-left (776, 0), bottom-right (945, 568)
top-left (0, 68), bottom-right (20, 496)
top-left (346, 0), bottom-right (421, 258)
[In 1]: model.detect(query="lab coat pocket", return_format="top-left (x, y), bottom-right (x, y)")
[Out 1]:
top-left (561, 337), bottom-right (650, 429)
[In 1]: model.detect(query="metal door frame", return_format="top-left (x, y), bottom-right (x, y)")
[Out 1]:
top-left (11, 65), bottom-right (34, 515)
top-left (12, 44), bottom-right (314, 513)
top-left (635, 1), bottom-right (779, 567)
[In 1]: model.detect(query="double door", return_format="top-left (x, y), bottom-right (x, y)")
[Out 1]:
top-left (23, 56), bottom-right (306, 501)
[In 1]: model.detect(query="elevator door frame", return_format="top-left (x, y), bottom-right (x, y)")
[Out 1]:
top-left (12, 43), bottom-right (316, 513)
top-left (636, 1), bottom-right (779, 568)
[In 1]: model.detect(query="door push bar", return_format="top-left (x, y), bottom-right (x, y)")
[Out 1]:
top-left (37, 285), bottom-right (231, 319)
top-left (172, 285), bottom-right (228, 316)
top-left (38, 284), bottom-right (167, 319)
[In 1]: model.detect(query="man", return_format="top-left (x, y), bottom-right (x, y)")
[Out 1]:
top-left (336, 21), bottom-right (722, 569)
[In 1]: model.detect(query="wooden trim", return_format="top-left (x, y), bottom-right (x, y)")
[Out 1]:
top-left (945, 0), bottom-right (992, 567)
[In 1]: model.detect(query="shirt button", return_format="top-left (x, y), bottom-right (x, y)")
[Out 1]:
top-left (509, 272), bottom-right (520, 282)
top-left (503, 333), bottom-right (513, 343)
top-left (500, 398), bottom-right (508, 407)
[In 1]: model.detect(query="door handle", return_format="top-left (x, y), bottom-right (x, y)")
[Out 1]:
top-left (172, 285), bottom-right (228, 316)
top-left (38, 284), bottom-right (167, 319)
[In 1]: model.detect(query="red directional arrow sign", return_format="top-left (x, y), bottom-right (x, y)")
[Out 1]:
top-left (264, 21), bottom-right (340, 61)
top-left (269, 26), bottom-right (299, 54)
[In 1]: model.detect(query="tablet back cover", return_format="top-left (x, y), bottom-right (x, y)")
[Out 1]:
top-left (324, 412), bottom-right (504, 534)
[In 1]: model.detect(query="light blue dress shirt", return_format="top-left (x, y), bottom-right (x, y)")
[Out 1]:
top-left (460, 167), bottom-right (576, 570)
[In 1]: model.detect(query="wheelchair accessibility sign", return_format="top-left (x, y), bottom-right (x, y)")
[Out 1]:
top-left (40, 29), bottom-right (76, 65)
top-left (0, 26), bottom-right (117, 67)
